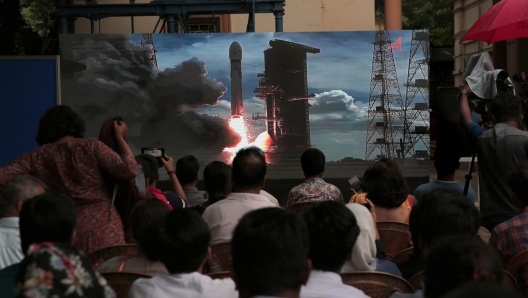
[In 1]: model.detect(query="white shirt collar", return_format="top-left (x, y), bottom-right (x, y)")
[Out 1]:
top-left (0, 217), bottom-right (19, 228)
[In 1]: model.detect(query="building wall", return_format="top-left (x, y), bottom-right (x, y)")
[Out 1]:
top-left (73, 0), bottom-right (375, 34)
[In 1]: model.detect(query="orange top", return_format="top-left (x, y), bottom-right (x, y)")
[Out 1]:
top-left (349, 193), bottom-right (414, 209)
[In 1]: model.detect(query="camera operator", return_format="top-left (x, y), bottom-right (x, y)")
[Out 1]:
top-left (459, 83), bottom-right (528, 231)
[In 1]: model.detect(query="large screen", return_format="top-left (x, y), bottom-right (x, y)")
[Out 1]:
top-left (60, 32), bottom-right (429, 179)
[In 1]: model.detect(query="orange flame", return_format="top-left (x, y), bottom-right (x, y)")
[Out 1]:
top-left (223, 116), bottom-right (273, 159)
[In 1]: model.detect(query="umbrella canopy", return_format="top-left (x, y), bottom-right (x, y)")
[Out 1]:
top-left (460, 0), bottom-right (528, 44)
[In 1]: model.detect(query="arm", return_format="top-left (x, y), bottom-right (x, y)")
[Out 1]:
top-left (459, 84), bottom-right (473, 128)
top-left (0, 152), bottom-right (33, 189)
top-left (160, 155), bottom-right (187, 203)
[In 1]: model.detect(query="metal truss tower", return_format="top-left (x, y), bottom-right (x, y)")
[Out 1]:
top-left (403, 30), bottom-right (430, 159)
top-left (141, 33), bottom-right (158, 68)
top-left (365, 30), bottom-right (405, 160)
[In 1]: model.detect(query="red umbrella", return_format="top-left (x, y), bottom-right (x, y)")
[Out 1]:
top-left (461, 0), bottom-right (528, 44)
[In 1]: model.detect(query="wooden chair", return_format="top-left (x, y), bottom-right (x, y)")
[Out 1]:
top-left (502, 269), bottom-right (518, 291)
top-left (207, 242), bottom-right (232, 273)
top-left (340, 271), bottom-right (413, 298)
top-left (507, 249), bottom-right (528, 283)
top-left (87, 244), bottom-right (138, 268)
top-left (376, 222), bottom-right (412, 261)
top-left (286, 201), bottom-right (320, 214)
top-left (101, 271), bottom-right (152, 298)
top-left (407, 271), bottom-right (424, 291)
top-left (207, 271), bottom-right (232, 280)
top-left (391, 247), bottom-right (414, 265)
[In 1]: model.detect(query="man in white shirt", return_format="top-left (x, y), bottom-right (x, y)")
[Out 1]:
top-left (129, 209), bottom-right (237, 298)
top-left (300, 201), bottom-right (369, 298)
top-left (0, 175), bottom-right (46, 269)
top-left (202, 147), bottom-right (277, 245)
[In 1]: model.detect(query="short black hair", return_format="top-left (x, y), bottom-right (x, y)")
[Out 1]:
top-left (302, 201), bottom-right (359, 272)
top-left (300, 148), bottom-right (326, 177)
top-left (36, 106), bottom-right (85, 146)
top-left (362, 158), bottom-right (409, 208)
top-left (19, 192), bottom-right (76, 254)
top-left (416, 189), bottom-right (480, 249)
top-left (434, 144), bottom-right (463, 177)
top-left (509, 160), bottom-right (528, 205)
top-left (490, 93), bottom-right (522, 123)
top-left (424, 236), bottom-right (503, 298)
top-left (176, 155), bottom-right (199, 185)
top-left (232, 146), bottom-right (266, 190)
top-left (0, 175), bottom-right (46, 216)
top-left (203, 161), bottom-right (231, 205)
top-left (143, 209), bottom-right (210, 274)
top-left (135, 154), bottom-right (159, 182)
top-left (131, 199), bottom-right (170, 250)
top-left (232, 208), bottom-right (309, 296)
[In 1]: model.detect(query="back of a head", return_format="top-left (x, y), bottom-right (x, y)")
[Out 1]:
top-left (131, 199), bottom-right (171, 250)
top-left (203, 161), bottom-right (231, 204)
top-left (433, 144), bottom-right (463, 176)
top-left (19, 192), bottom-right (76, 254)
top-left (136, 154), bottom-right (159, 183)
top-left (441, 282), bottom-right (523, 298)
top-left (300, 148), bottom-right (326, 177)
top-left (491, 92), bottom-right (522, 123)
top-left (143, 209), bottom-right (210, 274)
top-left (302, 201), bottom-right (359, 272)
top-left (36, 105), bottom-right (85, 146)
top-left (176, 155), bottom-right (200, 185)
top-left (362, 158), bottom-right (409, 208)
top-left (424, 236), bottom-right (503, 298)
top-left (509, 160), bottom-right (528, 206)
top-left (232, 208), bottom-right (309, 296)
top-left (418, 189), bottom-right (480, 250)
top-left (0, 175), bottom-right (46, 216)
top-left (232, 146), bottom-right (266, 190)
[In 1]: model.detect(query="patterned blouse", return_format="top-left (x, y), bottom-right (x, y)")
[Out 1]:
top-left (0, 138), bottom-right (137, 255)
top-left (287, 177), bottom-right (343, 206)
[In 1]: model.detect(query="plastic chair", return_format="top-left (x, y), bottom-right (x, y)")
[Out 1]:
top-left (376, 222), bottom-right (412, 261)
top-left (285, 201), bottom-right (320, 214)
top-left (207, 271), bottom-right (232, 280)
top-left (340, 271), bottom-right (413, 298)
top-left (207, 242), bottom-right (232, 273)
top-left (87, 244), bottom-right (138, 267)
top-left (502, 269), bottom-right (518, 291)
top-left (101, 271), bottom-right (152, 298)
top-left (391, 247), bottom-right (414, 265)
top-left (407, 271), bottom-right (424, 291)
top-left (507, 249), bottom-right (528, 282)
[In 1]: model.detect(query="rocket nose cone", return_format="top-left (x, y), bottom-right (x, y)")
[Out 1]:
top-left (229, 42), bottom-right (242, 60)
top-left (229, 41), bottom-right (242, 51)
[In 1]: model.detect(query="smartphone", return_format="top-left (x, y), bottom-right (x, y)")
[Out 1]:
top-left (348, 175), bottom-right (363, 194)
top-left (141, 147), bottom-right (165, 168)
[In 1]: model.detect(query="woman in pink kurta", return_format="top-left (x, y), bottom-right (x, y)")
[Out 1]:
top-left (0, 106), bottom-right (137, 255)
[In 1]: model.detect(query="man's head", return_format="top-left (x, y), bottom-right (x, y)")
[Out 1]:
top-left (490, 93), bottom-right (522, 123)
top-left (19, 192), bottom-right (76, 254)
top-left (0, 175), bottom-right (46, 217)
top-left (136, 154), bottom-right (159, 186)
top-left (232, 146), bottom-right (266, 192)
top-left (176, 155), bottom-right (200, 187)
top-left (302, 201), bottom-right (360, 273)
top-left (362, 158), bottom-right (409, 209)
top-left (232, 208), bottom-right (311, 297)
top-left (130, 199), bottom-right (170, 250)
top-left (508, 160), bottom-right (528, 208)
top-left (300, 148), bottom-right (326, 178)
top-left (144, 209), bottom-right (210, 274)
top-left (413, 189), bottom-right (480, 254)
top-left (433, 145), bottom-right (463, 178)
top-left (203, 161), bottom-right (232, 205)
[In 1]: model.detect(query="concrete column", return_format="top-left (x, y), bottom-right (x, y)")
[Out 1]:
top-left (384, 0), bottom-right (402, 30)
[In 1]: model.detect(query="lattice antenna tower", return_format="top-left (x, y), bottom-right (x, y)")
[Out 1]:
top-left (141, 33), bottom-right (158, 68)
top-left (365, 30), bottom-right (405, 160)
top-left (403, 30), bottom-right (430, 159)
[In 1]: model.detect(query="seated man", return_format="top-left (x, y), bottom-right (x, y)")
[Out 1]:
top-left (176, 155), bottom-right (207, 207)
top-left (301, 201), bottom-right (368, 298)
top-left (0, 175), bottom-right (46, 269)
top-left (129, 209), bottom-right (237, 297)
top-left (414, 144), bottom-right (474, 202)
top-left (490, 160), bottom-right (528, 293)
top-left (136, 154), bottom-right (186, 209)
top-left (288, 148), bottom-right (343, 207)
top-left (202, 147), bottom-right (277, 245)
top-left (397, 189), bottom-right (481, 280)
top-left (232, 208), bottom-right (311, 298)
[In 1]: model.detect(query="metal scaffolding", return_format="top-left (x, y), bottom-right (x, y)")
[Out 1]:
top-left (365, 30), bottom-right (405, 160)
top-left (141, 33), bottom-right (158, 68)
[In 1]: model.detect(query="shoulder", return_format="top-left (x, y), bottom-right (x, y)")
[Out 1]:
top-left (202, 276), bottom-right (237, 298)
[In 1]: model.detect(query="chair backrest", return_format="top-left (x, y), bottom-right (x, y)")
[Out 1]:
top-left (207, 242), bottom-right (232, 273)
top-left (88, 244), bottom-right (138, 268)
top-left (285, 201), bottom-right (320, 214)
top-left (376, 222), bottom-right (412, 261)
top-left (391, 247), bottom-right (414, 265)
top-left (340, 271), bottom-right (413, 298)
top-left (207, 271), bottom-right (232, 280)
top-left (407, 271), bottom-right (424, 291)
top-left (502, 269), bottom-right (518, 291)
top-left (101, 271), bottom-right (152, 298)
top-left (507, 249), bottom-right (528, 281)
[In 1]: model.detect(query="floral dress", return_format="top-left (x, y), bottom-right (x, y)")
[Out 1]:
top-left (15, 242), bottom-right (115, 298)
top-left (0, 138), bottom-right (137, 255)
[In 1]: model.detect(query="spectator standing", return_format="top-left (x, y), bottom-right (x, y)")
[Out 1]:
top-left (177, 155), bottom-right (207, 207)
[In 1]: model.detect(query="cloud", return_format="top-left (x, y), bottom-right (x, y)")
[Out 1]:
top-left (310, 90), bottom-right (366, 117)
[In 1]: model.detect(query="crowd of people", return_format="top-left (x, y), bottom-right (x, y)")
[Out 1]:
top-left (0, 92), bottom-right (528, 298)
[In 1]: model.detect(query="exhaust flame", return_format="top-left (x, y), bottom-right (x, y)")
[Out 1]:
top-left (223, 116), bottom-right (273, 158)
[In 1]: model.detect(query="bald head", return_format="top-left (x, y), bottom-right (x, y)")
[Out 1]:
top-left (232, 147), bottom-right (267, 193)
top-left (0, 175), bottom-right (46, 217)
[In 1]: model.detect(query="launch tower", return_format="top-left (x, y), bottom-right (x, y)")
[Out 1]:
top-left (141, 33), bottom-right (158, 68)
